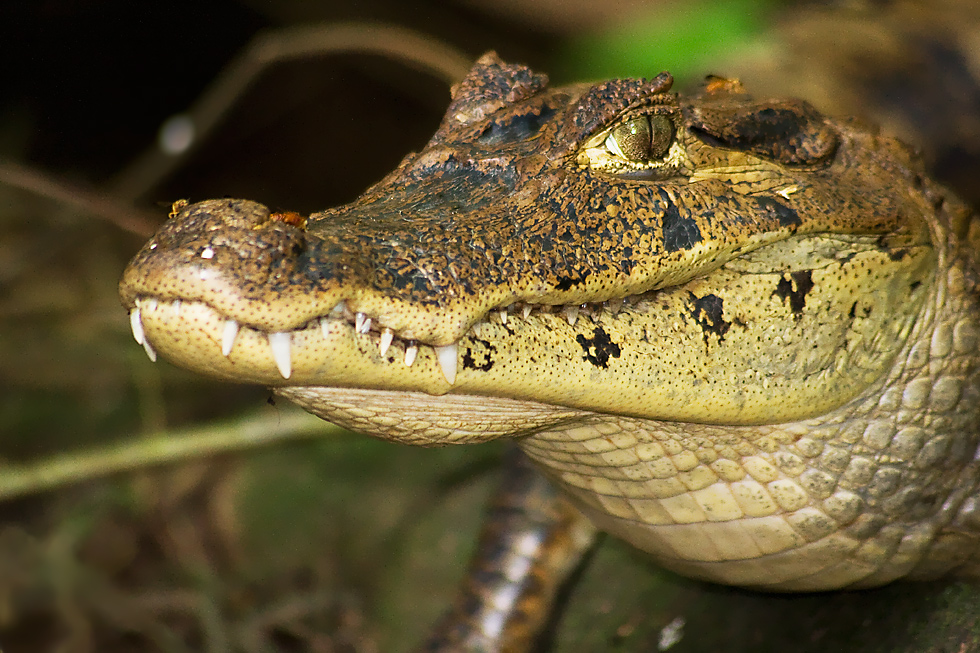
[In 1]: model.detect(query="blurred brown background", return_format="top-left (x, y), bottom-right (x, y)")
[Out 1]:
top-left (2, 1), bottom-right (980, 651)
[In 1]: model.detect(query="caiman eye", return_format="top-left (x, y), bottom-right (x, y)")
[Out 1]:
top-left (604, 115), bottom-right (674, 162)
top-left (576, 111), bottom-right (685, 178)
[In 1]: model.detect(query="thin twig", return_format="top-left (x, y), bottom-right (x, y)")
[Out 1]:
top-left (0, 408), bottom-right (334, 501)
top-left (110, 22), bottom-right (473, 201)
top-left (235, 591), bottom-right (342, 653)
top-left (0, 158), bottom-right (159, 236)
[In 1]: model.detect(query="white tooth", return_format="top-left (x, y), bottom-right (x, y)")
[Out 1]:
top-left (320, 317), bottom-right (331, 338)
top-left (435, 343), bottom-right (458, 385)
top-left (267, 332), bottom-right (292, 379)
top-left (404, 343), bottom-right (418, 366)
top-left (607, 298), bottom-right (624, 314)
top-left (172, 300), bottom-right (182, 316)
top-left (142, 338), bottom-right (157, 362)
top-left (379, 328), bottom-right (394, 357)
top-left (221, 319), bottom-right (239, 356)
top-left (130, 308), bottom-right (145, 345)
top-left (328, 300), bottom-right (347, 319)
top-left (563, 305), bottom-right (579, 326)
top-left (146, 297), bottom-right (159, 311)
top-left (522, 305), bottom-right (532, 320)
top-left (499, 308), bottom-right (508, 324)
top-left (355, 312), bottom-right (372, 334)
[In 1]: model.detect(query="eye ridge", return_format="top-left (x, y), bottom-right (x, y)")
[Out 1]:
top-left (604, 114), bottom-right (674, 162)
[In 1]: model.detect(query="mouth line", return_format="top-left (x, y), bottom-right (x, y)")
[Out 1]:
top-left (127, 292), bottom-right (647, 385)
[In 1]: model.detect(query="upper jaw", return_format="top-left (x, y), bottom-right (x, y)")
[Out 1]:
top-left (117, 194), bottom-right (643, 387)
top-left (119, 199), bottom-right (652, 389)
top-left (118, 169), bottom-right (665, 352)
top-left (118, 197), bottom-right (479, 342)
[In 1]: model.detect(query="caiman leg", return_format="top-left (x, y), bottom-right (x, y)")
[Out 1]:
top-left (420, 450), bottom-right (597, 653)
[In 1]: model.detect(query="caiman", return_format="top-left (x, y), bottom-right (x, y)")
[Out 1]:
top-left (119, 52), bottom-right (980, 645)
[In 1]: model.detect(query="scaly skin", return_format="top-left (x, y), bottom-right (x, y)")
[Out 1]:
top-left (120, 54), bottom-right (980, 590)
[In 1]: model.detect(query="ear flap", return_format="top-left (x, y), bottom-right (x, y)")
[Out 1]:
top-left (684, 76), bottom-right (839, 165)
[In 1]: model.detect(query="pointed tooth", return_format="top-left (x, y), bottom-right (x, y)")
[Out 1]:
top-left (146, 297), bottom-right (159, 311)
top-left (267, 332), bottom-right (292, 379)
top-left (320, 317), bottom-right (331, 338)
top-left (404, 342), bottom-right (418, 366)
top-left (172, 300), bottom-right (182, 316)
top-left (522, 305), bottom-right (532, 320)
top-left (607, 298), bottom-right (624, 314)
top-left (355, 312), bottom-right (372, 334)
top-left (499, 308), bottom-right (508, 324)
top-left (142, 337), bottom-right (157, 362)
top-left (379, 328), bottom-right (394, 357)
top-left (221, 319), bottom-right (239, 356)
top-left (435, 344), bottom-right (458, 385)
top-left (130, 307), bottom-right (145, 345)
top-left (328, 300), bottom-right (347, 319)
top-left (563, 305), bottom-right (579, 326)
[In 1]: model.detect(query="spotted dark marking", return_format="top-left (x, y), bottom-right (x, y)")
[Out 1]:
top-left (462, 337), bottom-right (497, 372)
top-left (687, 292), bottom-right (730, 343)
top-left (888, 248), bottom-right (909, 261)
top-left (619, 247), bottom-right (635, 275)
top-left (773, 270), bottom-right (815, 314)
top-left (660, 190), bottom-right (703, 252)
top-left (754, 196), bottom-right (801, 228)
top-left (556, 271), bottom-right (590, 290)
top-left (576, 326), bottom-right (621, 368)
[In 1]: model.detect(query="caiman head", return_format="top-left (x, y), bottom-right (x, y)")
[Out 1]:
top-left (119, 53), bottom-right (948, 444)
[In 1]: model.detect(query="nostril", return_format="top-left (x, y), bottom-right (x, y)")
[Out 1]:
top-left (132, 199), bottom-right (313, 278)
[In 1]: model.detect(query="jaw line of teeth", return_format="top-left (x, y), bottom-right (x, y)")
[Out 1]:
top-left (129, 294), bottom-right (637, 385)
top-left (128, 297), bottom-right (453, 383)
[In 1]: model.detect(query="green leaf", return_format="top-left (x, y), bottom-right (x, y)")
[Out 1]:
top-left (554, 0), bottom-right (777, 84)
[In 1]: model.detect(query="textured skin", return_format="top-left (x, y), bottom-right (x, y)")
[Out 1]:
top-left (120, 53), bottom-right (980, 590)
